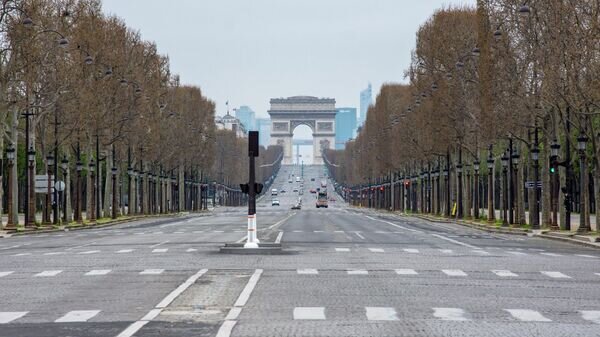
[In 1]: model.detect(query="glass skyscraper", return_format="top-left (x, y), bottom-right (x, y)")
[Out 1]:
top-left (335, 107), bottom-right (357, 150)
top-left (256, 118), bottom-right (271, 147)
top-left (358, 83), bottom-right (372, 128)
top-left (234, 106), bottom-right (256, 131)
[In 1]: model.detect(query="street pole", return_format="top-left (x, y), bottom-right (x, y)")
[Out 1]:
top-left (245, 131), bottom-right (260, 248)
top-left (508, 138), bottom-right (514, 225)
top-left (501, 152), bottom-right (509, 227)
top-left (577, 133), bottom-right (589, 233)
top-left (531, 128), bottom-right (540, 229)
top-left (487, 147), bottom-right (495, 223)
top-left (27, 147), bottom-right (36, 227)
top-left (457, 149), bottom-right (463, 219)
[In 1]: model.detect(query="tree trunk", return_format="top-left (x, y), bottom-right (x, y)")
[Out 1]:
top-left (103, 148), bottom-right (112, 217)
top-left (178, 167), bottom-right (185, 212)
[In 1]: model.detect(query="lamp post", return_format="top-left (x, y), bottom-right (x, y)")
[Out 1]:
top-left (531, 136), bottom-right (540, 230)
top-left (46, 155), bottom-right (54, 225)
top-left (550, 140), bottom-right (560, 229)
top-left (76, 159), bottom-right (83, 223)
top-left (457, 163), bottom-right (463, 218)
top-left (111, 166), bottom-right (118, 219)
top-left (27, 147), bottom-right (36, 227)
top-left (512, 150), bottom-right (520, 225)
top-left (487, 148), bottom-right (495, 222)
top-left (127, 166), bottom-right (134, 215)
top-left (89, 159), bottom-right (96, 222)
top-left (501, 152), bottom-right (509, 227)
top-left (444, 168), bottom-right (450, 217)
top-left (474, 161), bottom-right (480, 219)
top-left (61, 157), bottom-right (68, 223)
top-left (577, 133), bottom-right (589, 233)
top-left (5, 144), bottom-right (16, 229)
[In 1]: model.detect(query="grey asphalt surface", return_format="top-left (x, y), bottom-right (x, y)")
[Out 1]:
top-left (1, 165), bottom-right (599, 337)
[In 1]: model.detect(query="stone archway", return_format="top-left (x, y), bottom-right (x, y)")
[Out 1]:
top-left (268, 96), bottom-right (336, 165)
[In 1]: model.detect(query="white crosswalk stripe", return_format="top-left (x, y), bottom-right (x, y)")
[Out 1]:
top-left (442, 269), bottom-right (467, 277)
top-left (492, 270), bottom-right (518, 277)
top-left (368, 248), bottom-right (385, 253)
top-left (78, 250), bottom-right (100, 255)
top-left (576, 254), bottom-right (598, 259)
top-left (0, 312), bottom-right (28, 324)
top-left (395, 269), bottom-right (418, 275)
top-left (186, 248), bottom-right (198, 252)
top-left (140, 269), bottom-right (164, 275)
top-left (117, 249), bottom-right (133, 253)
top-left (35, 270), bottom-right (62, 277)
top-left (152, 248), bottom-right (168, 253)
top-left (540, 252), bottom-right (562, 257)
top-left (335, 248), bottom-right (350, 252)
top-left (472, 250), bottom-right (490, 255)
top-left (43, 252), bottom-right (65, 256)
top-left (85, 270), bottom-right (111, 276)
top-left (347, 269), bottom-right (368, 275)
top-left (297, 269), bottom-right (319, 275)
top-left (580, 311), bottom-right (600, 324)
top-left (541, 271), bottom-right (571, 279)
top-left (403, 248), bottom-right (419, 253)
top-left (366, 307), bottom-right (398, 321)
top-left (55, 310), bottom-right (101, 322)
top-left (293, 307), bottom-right (326, 320)
top-left (0, 271), bottom-right (14, 278)
top-left (507, 251), bottom-right (527, 255)
top-left (439, 249), bottom-right (453, 254)
top-left (505, 309), bottom-right (551, 322)
top-left (433, 308), bottom-right (469, 321)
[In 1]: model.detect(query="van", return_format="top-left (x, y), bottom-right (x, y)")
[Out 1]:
top-left (271, 188), bottom-right (278, 196)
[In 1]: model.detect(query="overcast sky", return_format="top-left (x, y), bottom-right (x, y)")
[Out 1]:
top-left (101, 0), bottom-right (475, 120)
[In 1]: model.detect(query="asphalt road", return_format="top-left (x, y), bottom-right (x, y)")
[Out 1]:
top-left (1, 165), bottom-right (599, 337)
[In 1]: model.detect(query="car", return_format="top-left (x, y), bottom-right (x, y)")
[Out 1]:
top-left (311, 178), bottom-right (315, 181)
top-left (329, 197), bottom-right (336, 201)
top-left (291, 204), bottom-right (301, 210)
top-left (280, 189), bottom-right (286, 193)
top-left (288, 180), bottom-right (292, 183)
top-left (310, 189), bottom-right (316, 193)
top-left (293, 188), bottom-right (298, 192)
top-left (271, 199), bottom-right (280, 206)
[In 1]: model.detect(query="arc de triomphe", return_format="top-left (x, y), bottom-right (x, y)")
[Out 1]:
top-left (268, 96), bottom-right (336, 165)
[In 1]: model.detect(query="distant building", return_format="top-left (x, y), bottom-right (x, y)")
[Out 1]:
top-left (235, 106), bottom-right (256, 131)
top-left (215, 112), bottom-right (247, 138)
top-left (358, 83), bottom-right (372, 127)
top-left (256, 118), bottom-right (271, 146)
top-left (335, 107), bottom-right (357, 149)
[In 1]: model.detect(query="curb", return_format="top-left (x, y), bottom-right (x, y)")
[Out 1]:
top-left (2, 211), bottom-right (212, 238)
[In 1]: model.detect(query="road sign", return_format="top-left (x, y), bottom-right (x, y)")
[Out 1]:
top-left (525, 181), bottom-right (542, 189)
top-left (35, 175), bottom-right (55, 194)
top-left (55, 181), bottom-right (66, 192)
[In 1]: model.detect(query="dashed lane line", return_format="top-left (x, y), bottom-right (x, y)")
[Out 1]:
top-left (55, 310), bottom-right (100, 323)
top-left (430, 234), bottom-right (479, 249)
top-left (217, 269), bottom-right (263, 337)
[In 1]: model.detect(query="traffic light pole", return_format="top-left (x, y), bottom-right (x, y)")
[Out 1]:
top-left (245, 131), bottom-right (260, 248)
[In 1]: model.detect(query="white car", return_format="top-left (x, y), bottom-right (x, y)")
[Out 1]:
top-left (271, 199), bottom-right (280, 206)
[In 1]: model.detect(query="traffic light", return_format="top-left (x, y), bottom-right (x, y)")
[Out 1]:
top-left (550, 166), bottom-right (556, 173)
top-left (255, 183), bottom-right (263, 194)
top-left (240, 183), bottom-right (249, 194)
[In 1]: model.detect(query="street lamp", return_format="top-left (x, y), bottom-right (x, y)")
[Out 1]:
top-left (111, 166), bottom-right (118, 219)
top-left (61, 156), bottom-right (69, 223)
top-left (577, 133), bottom-right (589, 232)
top-left (456, 163), bottom-right (463, 218)
top-left (487, 150), bottom-right (495, 222)
top-left (76, 160), bottom-right (83, 223)
top-left (531, 141), bottom-right (540, 230)
top-left (474, 160), bottom-right (480, 219)
top-left (27, 147), bottom-right (36, 227)
top-left (501, 153), bottom-right (509, 227)
top-left (46, 155), bottom-right (55, 225)
top-left (550, 139), bottom-right (560, 229)
top-left (5, 144), bottom-right (17, 229)
top-left (518, 4), bottom-right (531, 17)
top-left (512, 150), bottom-right (520, 225)
top-left (89, 159), bottom-right (96, 222)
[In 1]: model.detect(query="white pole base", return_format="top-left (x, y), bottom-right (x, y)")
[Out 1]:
top-left (244, 242), bottom-right (259, 248)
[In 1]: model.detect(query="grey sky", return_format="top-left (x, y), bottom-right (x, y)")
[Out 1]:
top-left (101, 0), bottom-right (475, 121)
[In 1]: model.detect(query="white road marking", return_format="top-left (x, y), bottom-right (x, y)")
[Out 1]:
top-left (507, 251), bottom-right (527, 255)
top-left (186, 248), bottom-right (198, 252)
top-left (354, 232), bottom-right (366, 240)
top-left (347, 269), bottom-right (368, 275)
top-left (505, 309), bottom-right (551, 322)
top-left (225, 307), bottom-right (242, 320)
top-left (213, 230), bottom-right (225, 233)
top-left (365, 307), bottom-right (398, 321)
top-left (492, 270), bottom-right (518, 277)
top-left (472, 250), bottom-right (490, 255)
top-left (403, 248), bottom-right (419, 253)
top-left (66, 241), bottom-right (97, 251)
top-left (431, 234), bottom-right (479, 249)
top-left (368, 248), bottom-right (385, 253)
top-left (193, 231), bottom-right (204, 234)
top-left (0, 312), bottom-right (28, 324)
top-left (275, 231), bottom-right (284, 244)
top-left (234, 269), bottom-right (263, 307)
top-left (293, 230), bottom-right (303, 233)
top-left (150, 240), bottom-right (169, 248)
top-left (335, 248), bottom-right (350, 252)
top-left (541, 271), bottom-right (571, 279)
top-left (173, 231), bottom-right (185, 234)
top-left (85, 270), bottom-right (111, 276)
top-left (540, 252), bottom-right (562, 257)
top-left (0, 244), bottom-right (22, 250)
top-left (293, 307), bottom-right (326, 320)
top-left (0, 271), bottom-right (14, 278)
top-left (439, 249), bottom-right (453, 254)
top-left (43, 252), bottom-right (65, 256)
top-left (366, 216), bottom-right (423, 233)
top-left (156, 269), bottom-right (208, 308)
top-left (297, 269), bottom-right (319, 275)
top-left (152, 248), bottom-right (168, 253)
top-left (267, 212), bottom-right (295, 230)
top-left (576, 254), bottom-right (598, 259)
top-left (314, 230), bottom-right (324, 233)
top-left (35, 270), bottom-right (62, 277)
top-left (117, 249), bottom-right (134, 253)
top-left (55, 310), bottom-right (101, 322)
top-left (140, 269), bottom-right (164, 275)
top-left (12, 253), bottom-right (31, 256)
top-left (580, 311), bottom-right (600, 324)
top-left (116, 269), bottom-right (208, 337)
top-left (442, 269), bottom-right (467, 277)
top-left (78, 250), bottom-right (100, 255)
top-left (334, 230), bottom-right (344, 233)
top-left (395, 269), bottom-right (418, 275)
top-left (433, 307), bottom-right (469, 321)
top-left (215, 320), bottom-right (237, 337)
top-left (595, 273), bottom-right (600, 277)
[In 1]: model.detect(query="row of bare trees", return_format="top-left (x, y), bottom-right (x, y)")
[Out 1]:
top-left (327, 1), bottom-right (599, 232)
top-left (0, 0), bottom-right (240, 228)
